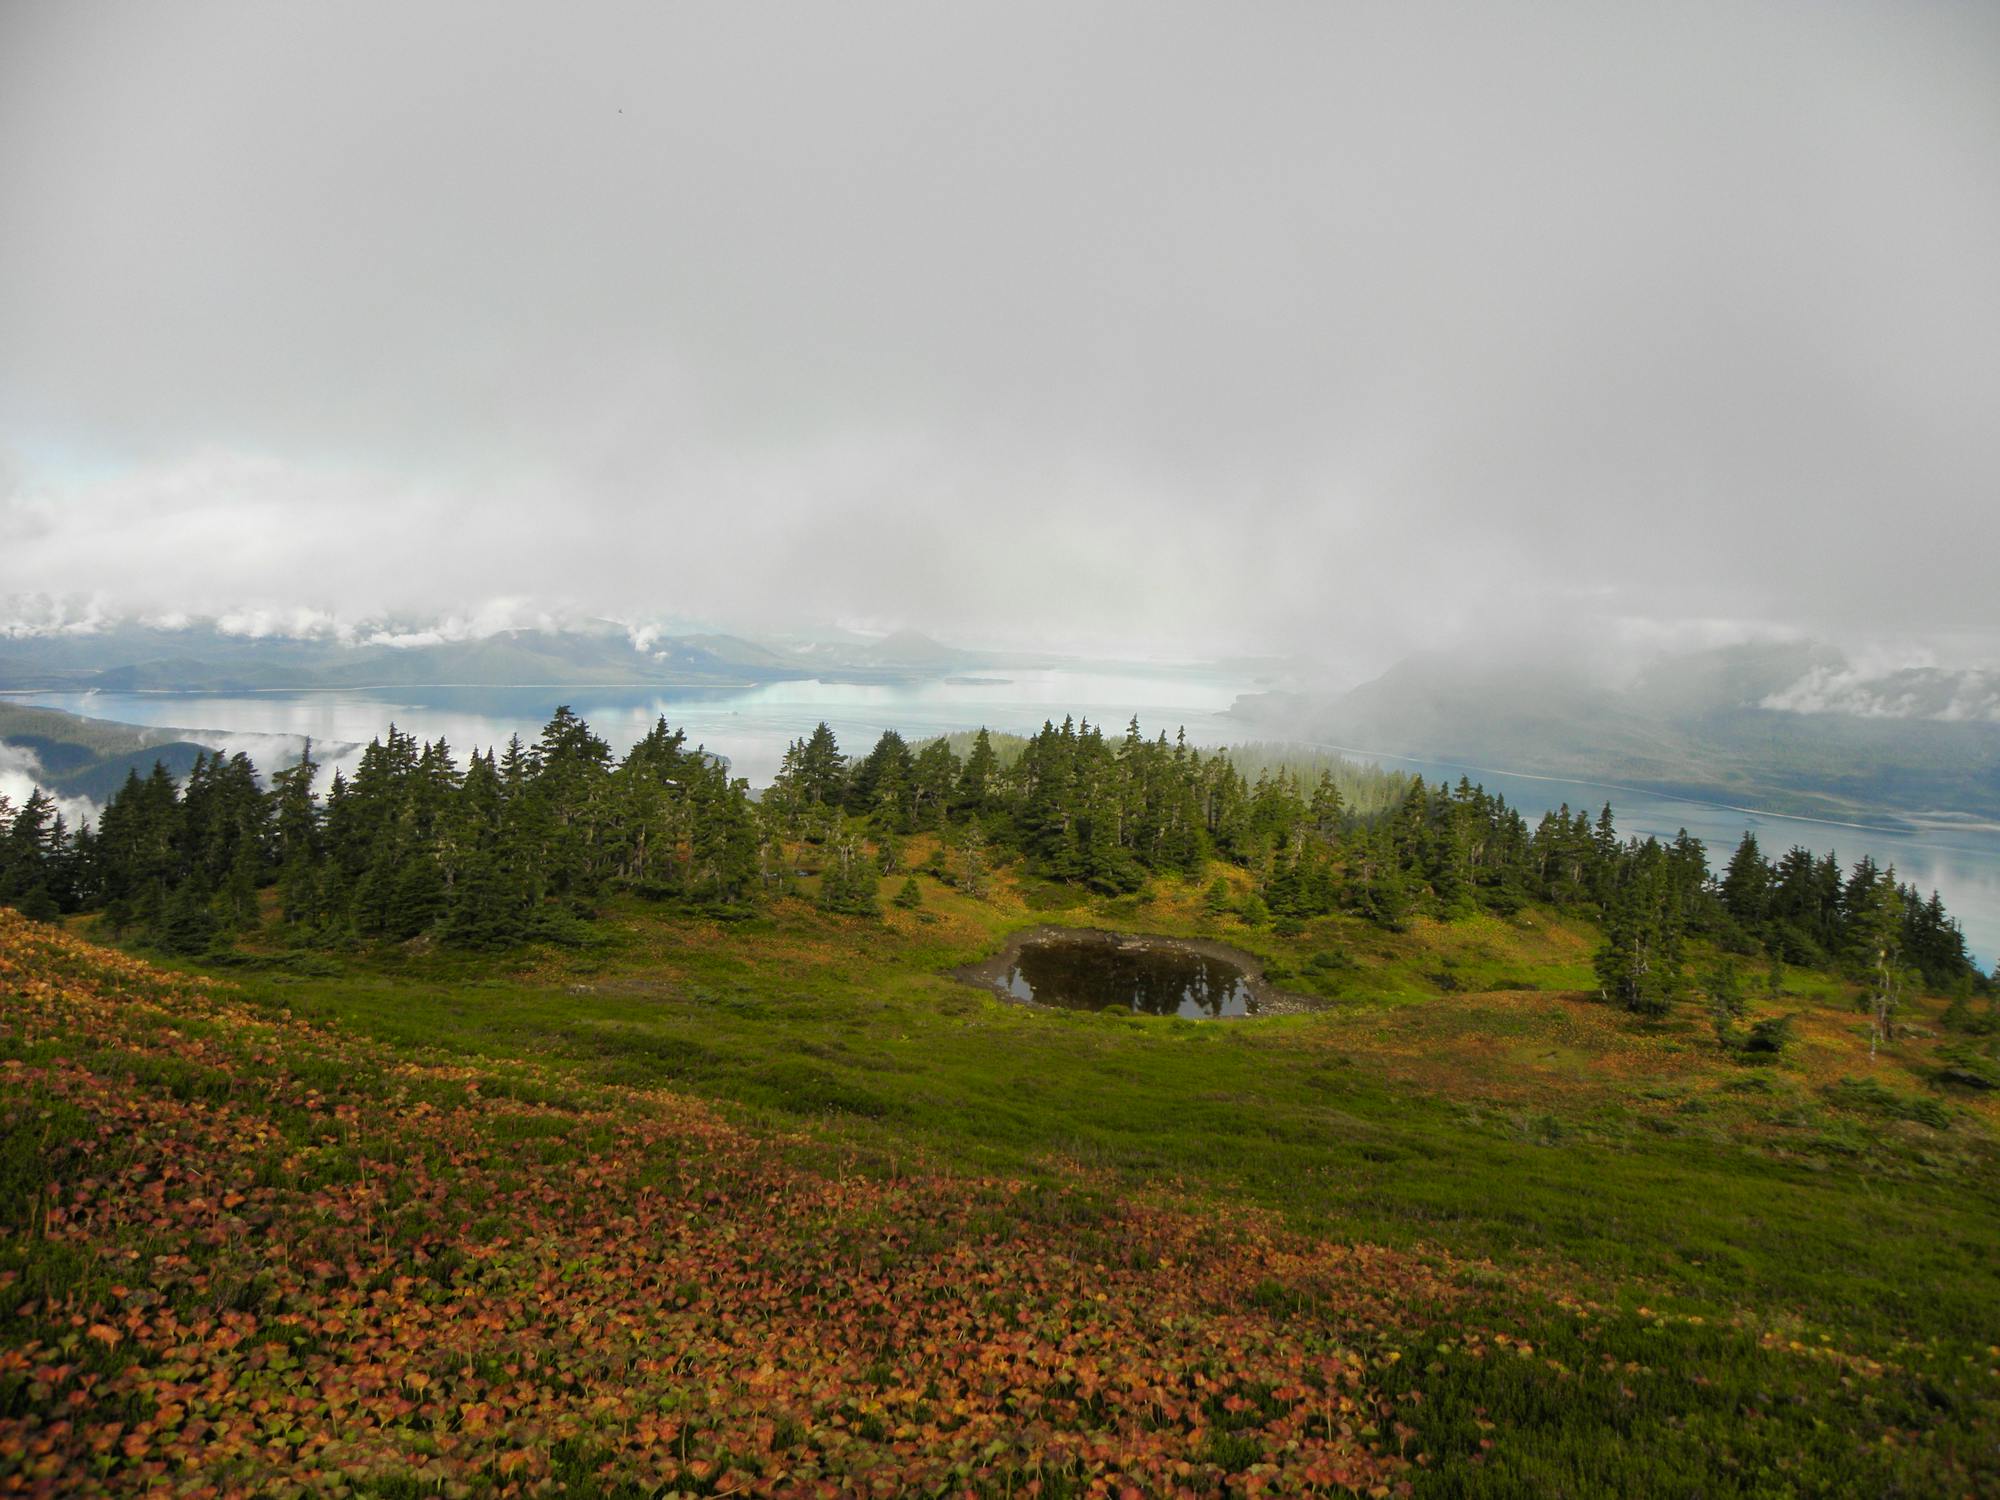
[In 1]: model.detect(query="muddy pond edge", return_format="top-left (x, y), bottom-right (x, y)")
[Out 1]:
top-left (949, 924), bottom-right (1324, 1017)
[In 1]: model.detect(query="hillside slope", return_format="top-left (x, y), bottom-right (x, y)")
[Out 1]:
top-left (0, 703), bottom-right (229, 803)
top-left (0, 911), bottom-right (1453, 1495)
top-left (3, 897), bottom-right (1997, 1494)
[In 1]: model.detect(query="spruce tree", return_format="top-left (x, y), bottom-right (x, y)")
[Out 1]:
top-left (1848, 867), bottom-right (1907, 1055)
top-left (817, 828), bottom-right (880, 916)
top-left (155, 881), bottom-right (219, 956)
top-left (910, 739), bottom-right (960, 830)
top-left (797, 722), bottom-right (845, 808)
top-left (956, 728), bottom-right (998, 816)
top-left (1594, 859), bottom-right (1688, 1017)
top-left (956, 821), bottom-right (989, 898)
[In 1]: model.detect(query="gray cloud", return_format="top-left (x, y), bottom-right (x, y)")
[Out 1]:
top-left (2, 1), bottom-right (1997, 665)
top-left (1763, 662), bottom-right (2000, 722)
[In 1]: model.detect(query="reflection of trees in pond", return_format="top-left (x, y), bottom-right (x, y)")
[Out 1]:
top-left (1007, 939), bottom-right (1253, 1018)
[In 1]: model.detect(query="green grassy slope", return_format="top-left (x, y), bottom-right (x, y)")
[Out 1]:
top-left (6, 856), bottom-right (1999, 1494)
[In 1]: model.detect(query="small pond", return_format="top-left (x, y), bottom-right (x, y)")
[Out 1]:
top-left (955, 927), bottom-right (1286, 1018)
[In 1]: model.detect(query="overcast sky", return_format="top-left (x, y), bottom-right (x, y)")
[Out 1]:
top-left (2, 2), bottom-right (1996, 665)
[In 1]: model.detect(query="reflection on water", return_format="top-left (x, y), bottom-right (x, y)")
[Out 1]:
top-left (997, 935), bottom-right (1257, 1018)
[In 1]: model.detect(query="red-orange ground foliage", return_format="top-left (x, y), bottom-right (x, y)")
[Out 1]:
top-left (0, 911), bottom-right (1476, 1497)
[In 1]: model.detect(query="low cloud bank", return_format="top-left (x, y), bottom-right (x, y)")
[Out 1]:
top-left (1763, 665), bottom-right (2000, 723)
top-left (0, 742), bottom-right (99, 829)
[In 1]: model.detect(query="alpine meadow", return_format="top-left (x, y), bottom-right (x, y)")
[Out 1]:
top-left (4, 4), bottom-right (2000, 1497)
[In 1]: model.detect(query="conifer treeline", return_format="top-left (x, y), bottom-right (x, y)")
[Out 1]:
top-left (0, 708), bottom-right (1988, 1007)
top-left (0, 709), bottom-right (760, 950)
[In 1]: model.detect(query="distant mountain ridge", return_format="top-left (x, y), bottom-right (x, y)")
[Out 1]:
top-left (1232, 641), bottom-right (2000, 827)
top-left (0, 619), bottom-right (985, 693)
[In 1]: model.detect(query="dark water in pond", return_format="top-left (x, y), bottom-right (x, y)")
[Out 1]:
top-left (990, 935), bottom-right (1257, 1018)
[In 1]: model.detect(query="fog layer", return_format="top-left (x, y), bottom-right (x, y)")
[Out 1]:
top-left (3, 2), bottom-right (1997, 662)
